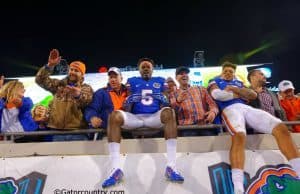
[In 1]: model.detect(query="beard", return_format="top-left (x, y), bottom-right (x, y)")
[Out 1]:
top-left (68, 74), bottom-right (80, 83)
top-left (259, 80), bottom-right (267, 86)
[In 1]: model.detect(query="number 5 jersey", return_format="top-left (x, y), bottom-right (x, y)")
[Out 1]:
top-left (126, 76), bottom-right (167, 114)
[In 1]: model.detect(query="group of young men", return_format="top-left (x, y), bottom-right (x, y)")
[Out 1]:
top-left (34, 49), bottom-right (300, 193)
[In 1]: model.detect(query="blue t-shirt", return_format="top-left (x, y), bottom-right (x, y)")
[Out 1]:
top-left (126, 76), bottom-right (166, 114)
top-left (209, 77), bottom-right (246, 111)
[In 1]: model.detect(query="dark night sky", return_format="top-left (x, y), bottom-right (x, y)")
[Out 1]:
top-left (0, 0), bottom-right (300, 87)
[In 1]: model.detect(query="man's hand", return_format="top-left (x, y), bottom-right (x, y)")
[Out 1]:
top-left (0, 75), bottom-right (4, 88)
top-left (225, 85), bottom-right (238, 93)
top-left (48, 49), bottom-right (61, 67)
top-left (176, 89), bottom-right (188, 103)
top-left (226, 85), bottom-right (257, 100)
top-left (204, 111), bottom-right (216, 124)
top-left (66, 85), bottom-right (81, 98)
top-left (90, 116), bottom-right (102, 128)
top-left (34, 114), bottom-right (48, 122)
top-left (33, 105), bottom-right (48, 122)
top-left (224, 85), bottom-right (240, 98)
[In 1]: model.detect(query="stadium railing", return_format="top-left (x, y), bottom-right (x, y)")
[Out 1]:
top-left (0, 124), bottom-right (223, 141)
top-left (1, 121), bottom-right (299, 142)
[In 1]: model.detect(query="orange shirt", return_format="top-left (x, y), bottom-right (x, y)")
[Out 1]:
top-left (109, 90), bottom-right (127, 111)
top-left (280, 97), bottom-right (300, 132)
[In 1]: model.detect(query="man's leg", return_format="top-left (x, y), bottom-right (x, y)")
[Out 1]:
top-left (244, 106), bottom-right (300, 177)
top-left (230, 132), bottom-right (246, 193)
top-left (161, 107), bottom-right (177, 167)
top-left (160, 107), bottom-right (184, 182)
top-left (222, 104), bottom-right (247, 193)
top-left (107, 111), bottom-right (124, 169)
top-left (272, 123), bottom-right (300, 176)
top-left (102, 111), bottom-right (124, 188)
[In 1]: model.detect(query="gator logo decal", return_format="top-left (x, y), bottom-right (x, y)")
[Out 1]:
top-left (209, 162), bottom-right (250, 194)
top-left (246, 165), bottom-right (300, 194)
top-left (0, 172), bottom-right (46, 194)
top-left (0, 179), bottom-right (18, 194)
top-left (209, 162), bottom-right (300, 194)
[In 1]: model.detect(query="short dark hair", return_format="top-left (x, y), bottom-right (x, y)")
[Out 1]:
top-left (222, 61), bottom-right (237, 70)
top-left (137, 57), bottom-right (155, 67)
top-left (247, 69), bottom-right (260, 83)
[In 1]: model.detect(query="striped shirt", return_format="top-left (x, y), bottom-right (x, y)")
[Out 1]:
top-left (257, 88), bottom-right (275, 116)
top-left (169, 86), bottom-right (219, 125)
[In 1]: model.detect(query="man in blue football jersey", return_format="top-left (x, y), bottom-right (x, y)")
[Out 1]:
top-left (102, 58), bottom-right (184, 188)
top-left (209, 61), bottom-right (300, 194)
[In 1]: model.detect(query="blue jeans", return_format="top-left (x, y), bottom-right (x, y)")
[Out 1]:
top-left (51, 134), bottom-right (89, 141)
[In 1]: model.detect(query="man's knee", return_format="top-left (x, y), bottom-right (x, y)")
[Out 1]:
top-left (272, 123), bottom-right (290, 137)
top-left (110, 111), bottom-right (124, 126)
top-left (232, 132), bottom-right (246, 144)
top-left (160, 107), bottom-right (175, 123)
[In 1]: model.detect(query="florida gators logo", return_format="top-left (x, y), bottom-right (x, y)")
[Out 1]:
top-left (246, 165), bottom-right (300, 194)
top-left (0, 172), bottom-right (46, 194)
top-left (209, 162), bottom-right (300, 194)
top-left (0, 179), bottom-right (18, 194)
top-left (153, 82), bottom-right (161, 89)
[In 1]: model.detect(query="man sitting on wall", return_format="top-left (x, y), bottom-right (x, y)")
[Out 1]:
top-left (101, 58), bottom-right (184, 188)
top-left (208, 61), bottom-right (300, 194)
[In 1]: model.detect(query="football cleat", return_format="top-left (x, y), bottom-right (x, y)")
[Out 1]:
top-left (102, 168), bottom-right (124, 188)
top-left (165, 166), bottom-right (184, 183)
